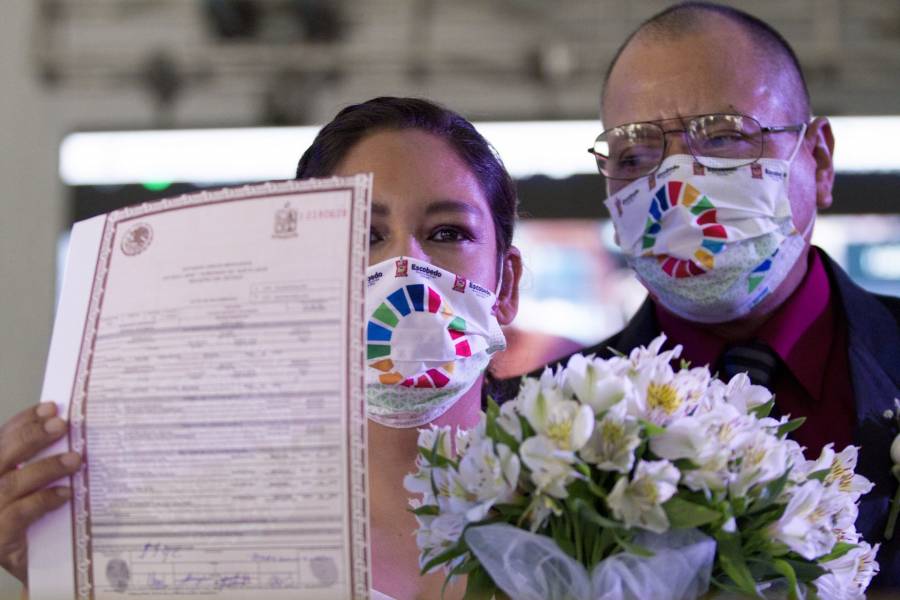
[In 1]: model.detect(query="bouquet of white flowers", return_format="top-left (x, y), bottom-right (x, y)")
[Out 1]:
top-left (405, 336), bottom-right (880, 600)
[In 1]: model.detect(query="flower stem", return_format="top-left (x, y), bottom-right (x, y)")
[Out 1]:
top-left (885, 467), bottom-right (900, 541)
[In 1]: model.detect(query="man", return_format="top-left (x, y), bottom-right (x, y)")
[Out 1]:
top-left (568, 0), bottom-right (900, 589)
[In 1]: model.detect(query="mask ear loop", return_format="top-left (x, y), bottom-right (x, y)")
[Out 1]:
top-left (784, 122), bottom-right (812, 237)
top-left (491, 253), bottom-right (505, 314)
top-left (785, 122), bottom-right (808, 165)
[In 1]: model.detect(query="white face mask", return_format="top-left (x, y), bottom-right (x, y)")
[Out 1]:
top-left (605, 132), bottom-right (811, 324)
top-left (365, 256), bottom-right (506, 428)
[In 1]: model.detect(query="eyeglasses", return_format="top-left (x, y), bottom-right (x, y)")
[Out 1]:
top-left (587, 113), bottom-right (806, 180)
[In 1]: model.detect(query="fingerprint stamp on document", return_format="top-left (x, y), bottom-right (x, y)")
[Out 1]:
top-left (121, 223), bottom-right (154, 256)
top-left (309, 555), bottom-right (338, 586)
top-left (105, 558), bottom-right (131, 592)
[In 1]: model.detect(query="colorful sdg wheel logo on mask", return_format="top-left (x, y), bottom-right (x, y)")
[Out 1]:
top-left (366, 284), bottom-right (471, 388)
top-left (642, 181), bottom-right (727, 278)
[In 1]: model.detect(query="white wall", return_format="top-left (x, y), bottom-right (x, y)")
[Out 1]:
top-left (0, 1), bottom-right (61, 596)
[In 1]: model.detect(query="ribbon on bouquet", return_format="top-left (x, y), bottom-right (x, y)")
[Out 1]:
top-left (464, 525), bottom-right (716, 600)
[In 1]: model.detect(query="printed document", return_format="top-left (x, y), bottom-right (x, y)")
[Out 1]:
top-left (29, 177), bottom-right (371, 599)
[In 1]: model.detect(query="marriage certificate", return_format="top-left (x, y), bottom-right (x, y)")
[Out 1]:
top-left (29, 177), bottom-right (372, 599)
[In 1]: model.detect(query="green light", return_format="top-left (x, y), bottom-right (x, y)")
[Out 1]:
top-left (142, 181), bottom-right (172, 192)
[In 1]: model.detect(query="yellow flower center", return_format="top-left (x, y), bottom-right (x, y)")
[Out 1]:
top-left (647, 383), bottom-right (681, 415)
top-left (634, 477), bottom-right (659, 504)
top-left (602, 420), bottom-right (625, 445)
top-left (825, 459), bottom-right (854, 492)
top-left (546, 420), bottom-right (573, 450)
top-left (746, 447), bottom-right (766, 468)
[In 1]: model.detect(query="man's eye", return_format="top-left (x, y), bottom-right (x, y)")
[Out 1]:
top-left (369, 228), bottom-right (384, 244)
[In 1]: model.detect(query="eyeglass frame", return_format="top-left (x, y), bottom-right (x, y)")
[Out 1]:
top-left (587, 113), bottom-right (808, 180)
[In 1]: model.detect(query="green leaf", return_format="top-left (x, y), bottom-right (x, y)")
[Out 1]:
top-left (574, 498), bottom-right (625, 530)
top-left (750, 398), bottom-right (775, 419)
top-left (590, 525), bottom-right (617, 567)
top-left (772, 558), bottom-right (800, 600)
top-left (663, 496), bottom-right (722, 528)
top-left (409, 504), bottom-right (440, 516)
top-left (746, 557), bottom-right (780, 580)
top-left (818, 542), bottom-right (857, 563)
top-left (575, 462), bottom-right (592, 479)
top-left (550, 516), bottom-right (577, 557)
top-left (780, 558), bottom-right (826, 582)
top-left (714, 530), bottom-right (760, 597)
top-left (461, 565), bottom-right (497, 600)
top-left (638, 419), bottom-right (666, 437)
top-left (418, 446), bottom-right (457, 470)
top-left (672, 458), bottom-right (701, 471)
top-left (710, 575), bottom-right (753, 596)
top-left (518, 414), bottom-right (535, 440)
top-left (420, 542), bottom-right (469, 576)
top-left (613, 530), bottom-right (654, 557)
top-left (805, 468), bottom-right (830, 482)
top-left (776, 417), bottom-right (806, 439)
top-left (751, 469), bottom-right (792, 513)
top-left (493, 501), bottom-right (526, 521)
top-left (606, 346), bottom-right (627, 358)
top-left (485, 413), bottom-right (520, 453)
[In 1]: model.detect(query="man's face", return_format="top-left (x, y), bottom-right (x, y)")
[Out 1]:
top-left (602, 23), bottom-right (825, 238)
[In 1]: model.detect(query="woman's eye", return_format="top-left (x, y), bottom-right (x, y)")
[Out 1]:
top-left (429, 227), bottom-right (470, 243)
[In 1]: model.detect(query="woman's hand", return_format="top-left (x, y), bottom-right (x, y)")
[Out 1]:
top-left (0, 402), bottom-right (81, 584)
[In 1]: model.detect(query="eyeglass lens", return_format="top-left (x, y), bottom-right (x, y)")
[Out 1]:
top-left (595, 114), bottom-right (764, 179)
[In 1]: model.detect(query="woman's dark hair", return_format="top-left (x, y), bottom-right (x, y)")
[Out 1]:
top-left (296, 96), bottom-right (517, 254)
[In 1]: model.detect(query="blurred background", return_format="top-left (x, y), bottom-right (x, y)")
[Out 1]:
top-left (2, 0), bottom-right (900, 593)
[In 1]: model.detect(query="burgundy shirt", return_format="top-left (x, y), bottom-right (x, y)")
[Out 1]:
top-left (656, 248), bottom-right (855, 457)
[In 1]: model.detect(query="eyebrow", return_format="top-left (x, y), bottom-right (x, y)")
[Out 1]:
top-left (370, 199), bottom-right (484, 218)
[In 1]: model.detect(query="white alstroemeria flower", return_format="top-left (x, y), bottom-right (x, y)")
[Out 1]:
top-left (650, 415), bottom-right (714, 463)
top-left (457, 439), bottom-right (521, 522)
top-left (805, 444), bottom-right (874, 501)
top-left (429, 465), bottom-right (475, 517)
top-left (497, 398), bottom-right (523, 442)
top-left (417, 424), bottom-right (454, 461)
top-left (606, 459), bottom-right (679, 533)
top-left (519, 435), bottom-right (579, 499)
top-left (520, 376), bottom-right (594, 452)
top-left (628, 334), bottom-right (682, 370)
top-left (723, 372), bottom-right (774, 414)
top-left (694, 377), bottom-right (727, 414)
top-left (630, 361), bottom-right (709, 426)
top-left (455, 415), bottom-right (486, 456)
top-left (563, 353), bottom-right (634, 414)
top-left (814, 541), bottom-right (880, 600)
top-left (730, 429), bottom-right (790, 497)
top-left (414, 507), bottom-right (468, 572)
top-left (403, 459), bottom-right (434, 496)
top-left (833, 504), bottom-right (861, 545)
top-left (526, 494), bottom-right (564, 532)
top-left (769, 480), bottom-right (840, 560)
top-left (649, 412), bottom-right (729, 492)
top-left (580, 400), bottom-right (641, 473)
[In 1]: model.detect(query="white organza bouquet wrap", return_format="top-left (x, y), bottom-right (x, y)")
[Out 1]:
top-left (405, 336), bottom-right (880, 600)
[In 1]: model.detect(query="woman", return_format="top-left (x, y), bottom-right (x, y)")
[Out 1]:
top-left (0, 97), bottom-right (522, 599)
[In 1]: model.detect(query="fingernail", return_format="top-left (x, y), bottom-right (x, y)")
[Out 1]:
top-left (36, 402), bottom-right (56, 418)
top-left (60, 452), bottom-right (81, 470)
top-left (56, 487), bottom-right (72, 499)
top-left (44, 418), bottom-right (66, 435)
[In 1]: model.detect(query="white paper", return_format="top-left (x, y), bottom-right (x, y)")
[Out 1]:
top-left (30, 177), bottom-right (372, 600)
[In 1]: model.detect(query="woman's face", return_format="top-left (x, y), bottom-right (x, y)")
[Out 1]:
top-left (332, 128), bottom-right (520, 324)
